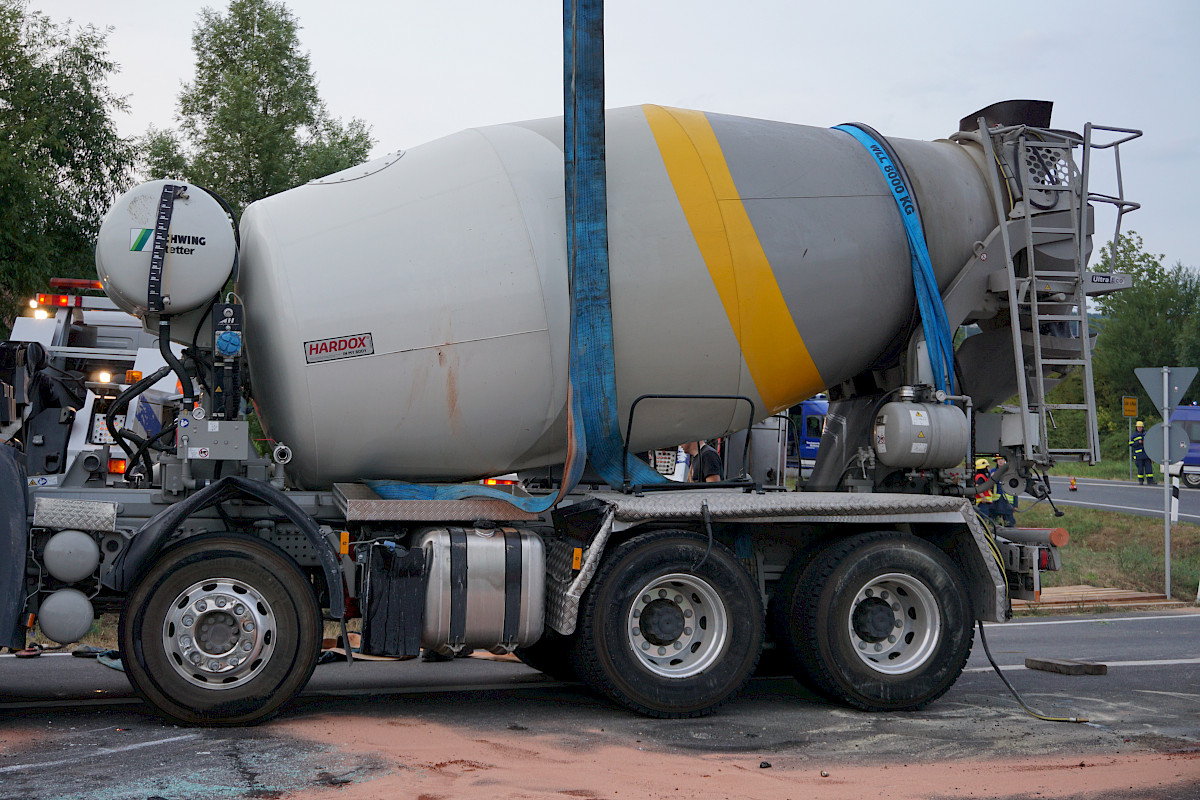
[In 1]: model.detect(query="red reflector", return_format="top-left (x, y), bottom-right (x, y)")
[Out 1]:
top-left (36, 293), bottom-right (77, 307)
top-left (108, 458), bottom-right (127, 475)
top-left (484, 478), bottom-right (518, 486)
top-left (1038, 548), bottom-right (1050, 570)
top-left (49, 278), bottom-right (105, 291)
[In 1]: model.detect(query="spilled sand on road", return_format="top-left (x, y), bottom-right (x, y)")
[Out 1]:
top-left (274, 713), bottom-right (1200, 799)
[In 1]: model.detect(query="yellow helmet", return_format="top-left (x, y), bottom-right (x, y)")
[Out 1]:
top-left (975, 458), bottom-right (991, 470)
top-left (1135, 420), bottom-right (1144, 427)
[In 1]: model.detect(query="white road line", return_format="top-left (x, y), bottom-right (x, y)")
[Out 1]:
top-left (997, 614), bottom-right (1199, 628)
top-left (964, 656), bottom-right (1200, 673)
top-left (0, 733), bottom-right (201, 774)
top-left (1050, 496), bottom-right (1200, 522)
top-left (0, 651), bottom-right (75, 658)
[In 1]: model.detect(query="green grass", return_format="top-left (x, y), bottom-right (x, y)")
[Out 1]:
top-left (1043, 457), bottom-right (1152, 481)
top-left (1018, 503), bottom-right (1200, 602)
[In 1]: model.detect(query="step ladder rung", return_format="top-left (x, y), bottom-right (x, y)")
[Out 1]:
top-left (1032, 271), bottom-right (1082, 278)
top-left (1041, 358), bottom-right (1087, 366)
top-left (1044, 403), bottom-right (1089, 411)
top-left (1032, 314), bottom-right (1084, 321)
top-left (1030, 225), bottom-right (1077, 234)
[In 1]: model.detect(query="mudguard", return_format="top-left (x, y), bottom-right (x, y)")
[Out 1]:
top-left (101, 476), bottom-right (345, 618)
top-left (0, 445), bottom-right (28, 649)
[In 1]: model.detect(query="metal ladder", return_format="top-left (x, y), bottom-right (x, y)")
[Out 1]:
top-left (979, 121), bottom-right (1141, 465)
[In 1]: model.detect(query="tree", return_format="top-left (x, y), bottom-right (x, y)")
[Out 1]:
top-left (140, 0), bottom-right (373, 215)
top-left (0, 0), bottom-right (133, 336)
top-left (1089, 232), bottom-right (1200, 455)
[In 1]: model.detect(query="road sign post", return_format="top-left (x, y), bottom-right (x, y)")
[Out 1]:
top-left (1135, 366), bottom-right (1198, 599)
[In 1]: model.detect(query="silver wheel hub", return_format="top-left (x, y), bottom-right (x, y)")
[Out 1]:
top-left (627, 573), bottom-right (728, 679)
top-left (847, 572), bottom-right (941, 675)
top-left (163, 578), bottom-right (275, 689)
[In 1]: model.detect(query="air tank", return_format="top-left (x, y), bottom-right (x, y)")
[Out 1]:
top-left (233, 105), bottom-right (995, 488)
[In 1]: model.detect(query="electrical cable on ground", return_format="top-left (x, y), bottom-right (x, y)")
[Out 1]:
top-left (977, 620), bottom-right (1088, 723)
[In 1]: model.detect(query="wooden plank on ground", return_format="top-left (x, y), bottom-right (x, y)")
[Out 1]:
top-left (1025, 657), bottom-right (1108, 676)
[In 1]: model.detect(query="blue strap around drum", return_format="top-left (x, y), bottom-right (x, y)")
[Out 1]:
top-left (833, 124), bottom-right (956, 397)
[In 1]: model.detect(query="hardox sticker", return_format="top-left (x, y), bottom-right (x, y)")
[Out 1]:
top-left (304, 333), bottom-right (375, 364)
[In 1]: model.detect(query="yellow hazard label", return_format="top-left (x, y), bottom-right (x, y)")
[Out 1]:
top-left (572, 547), bottom-right (583, 570)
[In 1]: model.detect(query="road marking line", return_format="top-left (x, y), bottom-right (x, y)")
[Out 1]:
top-left (0, 733), bottom-right (201, 774)
top-left (965, 656), bottom-right (1200, 673)
top-left (1048, 496), bottom-right (1200, 521)
top-left (999, 614), bottom-right (1199, 627)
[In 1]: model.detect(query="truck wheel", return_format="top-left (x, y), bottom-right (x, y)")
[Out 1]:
top-left (572, 529), bottom-right (762, 718)
top-left (119, 534), bottom-right (321, 726)
top-left (1183, 473), bottom-right (1200, 489)
top-left (778, 531), bottom-right (973, 711)
top-left (515, 629), bottom-right (579, 681)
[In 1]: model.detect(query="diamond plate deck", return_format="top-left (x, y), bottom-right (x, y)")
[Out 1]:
top-left (32, 497), bottom-right (118, 532)
top-left (333, 483), bottom-right (541, 522)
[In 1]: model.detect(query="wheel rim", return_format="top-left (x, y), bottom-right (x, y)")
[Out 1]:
top-left (626, 572), bottom-right (729, 679)
top-left (161, 577), bottom-right (276, 690)
top-left (845, 572), bottom-right (941, 675)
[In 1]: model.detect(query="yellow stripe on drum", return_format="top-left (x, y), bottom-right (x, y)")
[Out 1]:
top-left (642, 104), bottom-right (824, 412)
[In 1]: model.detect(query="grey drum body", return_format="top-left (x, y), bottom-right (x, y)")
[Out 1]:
top-left (237, 106), bottom-right (995, 487)
top-left (417, 527), bottom-right (545, 655)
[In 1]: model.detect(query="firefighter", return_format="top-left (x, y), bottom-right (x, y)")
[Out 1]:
top-left (973, 457), bottom-right (1000, 522)
top-left (1130, 420), bottom-right (1155, 485)
top-left (990, 455), bottom-right (1017, 527)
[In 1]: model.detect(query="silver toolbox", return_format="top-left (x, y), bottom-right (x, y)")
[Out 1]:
top-left (416, 526), bottom-right (545, 654)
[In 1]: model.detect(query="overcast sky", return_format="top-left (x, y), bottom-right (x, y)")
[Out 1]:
top-left (47, 0), bottom-right (1199, 270)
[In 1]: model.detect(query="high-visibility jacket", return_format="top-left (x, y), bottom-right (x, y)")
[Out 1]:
top-left (974, 471), bottom-right (998, 504)
top-left (1130, 430), bottom-right (1147, 459)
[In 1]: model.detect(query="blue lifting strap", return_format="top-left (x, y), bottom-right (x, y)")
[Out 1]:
top-left (371, 0), bottom-right (664, 511)
top-left (833, 124), bottom-right (956, 397)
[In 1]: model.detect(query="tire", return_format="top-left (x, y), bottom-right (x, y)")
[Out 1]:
top-left (119, 534), bottom-right (322, 726)
top-left (1183, 472), bottom-right (1200, 489)
top-left (515, 629), bottom-right (580, 681)
top-left (571, 529), bottom-right (763, 718)
top-left (778, 531), bottom-right (973, 712)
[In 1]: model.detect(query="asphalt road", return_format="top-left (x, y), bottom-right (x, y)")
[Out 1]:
top-left (1, 610), bottom-right (1197, 799)
top-left (1042, 475), bottom-right (1200, 524)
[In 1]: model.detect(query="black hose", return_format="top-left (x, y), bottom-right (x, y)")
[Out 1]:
top-left (125, 420), bottom-right (179, 481)
top-left (106, 366), bottom-right (173, 473)
top-left (977, 620), bottom-right (1086, 723)
top-left (158, 319), bottom-right (194, 405)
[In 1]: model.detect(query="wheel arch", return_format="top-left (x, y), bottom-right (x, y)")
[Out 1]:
top-left (102, 476), bottom-right (345, 618)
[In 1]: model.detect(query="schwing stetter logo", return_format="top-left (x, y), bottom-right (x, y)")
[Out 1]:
top-left (129, 230), bottom-right (209, 253)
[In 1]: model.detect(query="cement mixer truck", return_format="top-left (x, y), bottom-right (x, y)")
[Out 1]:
top-left (0, 99), bottom-right (1140, 725)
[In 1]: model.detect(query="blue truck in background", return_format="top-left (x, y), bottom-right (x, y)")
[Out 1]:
top-left (1173, 405), bottom-right (1200, 489)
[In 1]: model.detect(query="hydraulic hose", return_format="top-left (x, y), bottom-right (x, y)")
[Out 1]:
top-left (977, 620), bottom-right (1088, 723)
top-left (106, 366), bottom-right (173, 477)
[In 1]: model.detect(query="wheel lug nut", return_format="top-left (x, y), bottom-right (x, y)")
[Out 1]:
top-left (865, 589), bottom-right (873, 597)
top-left (641, 642), bottom-right (650, 650)
top-left (673, 642), bottom-right (682, 650)
top-left (189, 651), bottom-right (202, 664)
top-left (888, 635), bottom-right (897, 643)
top-left (234, 604), bottom-right (245, 615)
top-left (683, 627), bottom-right (692, 635)
top-left (632, 627), bottom-right (640, 636)
top-left (208, 660), bottom-right (221, 671)
top-left (243, 622), bottom-right (255, 632)
top-left (894, 620), bottom-right (903, 628)
top-left (874, 644), bottom-right (883, 652)
top-left (674, 595), bottom-right (683, 604)
top-left (658, 589), bottom-right (667, 599)
top-left (196, 600), bottom-right (207, 611)
top-left (641, 594), bottom-right (651, 603)
top-left (183, 616), bottom-right (194, 627)
top-left (215, 597), bottom-right (227, 608)
top-left (881, 591), bottom-right (889, 600)
top-left (657, 647), bottom-right (666, 656)
top-left (892, 603), bottom-right (900, 611)
top-left (683, 610), bottom-right (693, 619)
top-left (228, 657), bottom-right (239, 667)
top-left (242, 641), bottom-right (253, 652)
top-left (180, 635), bottom-right (192, 647)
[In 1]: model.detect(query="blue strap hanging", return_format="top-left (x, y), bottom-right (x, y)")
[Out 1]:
top-left (833, 124), bottom-right (956, 397)
top-left (371, 0), bottom-right (664, 511)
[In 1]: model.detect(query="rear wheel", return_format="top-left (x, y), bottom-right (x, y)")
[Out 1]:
top-left (572, 530), bottom-right (762, 718)
top-left (119, 534), bottom-right (321, 726)
top-left (1183, 472), bottom-right (1200, 489)
top-left (778, 531), bottom-right (973, 711)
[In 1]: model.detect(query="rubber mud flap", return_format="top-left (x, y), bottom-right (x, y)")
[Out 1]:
top-left (0, 446), bottom-right (28, 649)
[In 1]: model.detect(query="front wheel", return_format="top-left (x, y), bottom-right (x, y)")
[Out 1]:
top-left (1182, 472), bottom-right (1200, 489)
top-left (119, 534), bottom-right (322, 725)
top-left (572, 530), bottom-right (763, 718)
top-left (778, 532), bottom-right (973, 711)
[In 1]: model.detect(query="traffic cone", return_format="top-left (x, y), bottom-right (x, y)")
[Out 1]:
top-left (1069, 477), bottom-right (1077, 492)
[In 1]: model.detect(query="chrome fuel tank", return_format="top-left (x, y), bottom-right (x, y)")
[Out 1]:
top-left (238, 106), bottom-right (994, 487)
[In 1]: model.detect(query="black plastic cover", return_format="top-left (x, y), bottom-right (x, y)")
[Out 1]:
top-left (361, 543), bottom-right (426, 658)
top-left (0, 445), bottom-right (28, 649)
top-left (960, 100), bottom-right (1053, 132)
